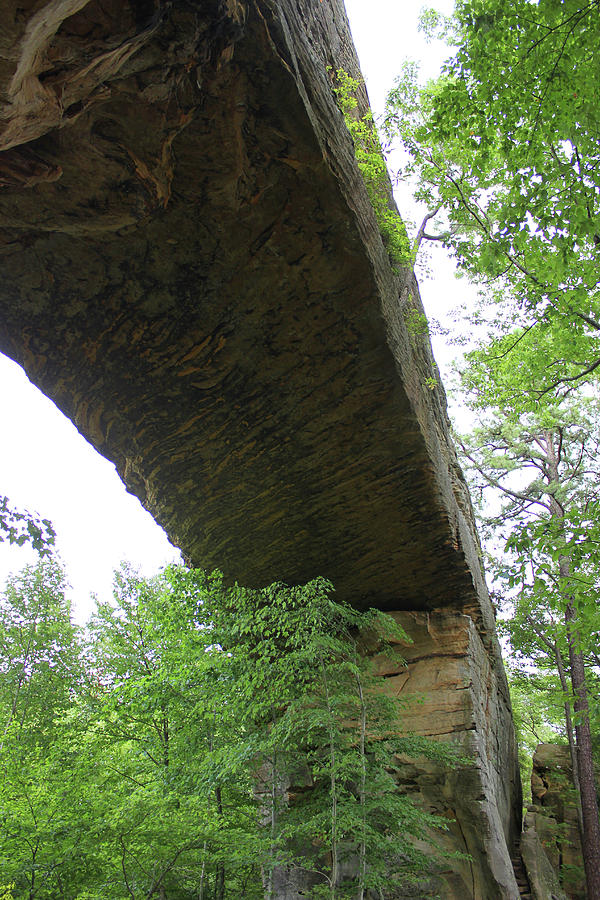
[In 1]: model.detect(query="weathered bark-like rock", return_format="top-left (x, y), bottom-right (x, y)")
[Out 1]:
top-left (0, 1), bottom-right (520, 895)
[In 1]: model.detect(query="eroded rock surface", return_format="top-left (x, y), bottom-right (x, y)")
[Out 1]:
top-left (520, 815), bottom-right (568, 900)
top-left (0, 0), bottom-right (487, 617)
top-left (0, 1), bottom-right (519, 896)
top-left (525, 743), bottom-right (598, 899)
top-left (375, 611), bottom-right (522, 899)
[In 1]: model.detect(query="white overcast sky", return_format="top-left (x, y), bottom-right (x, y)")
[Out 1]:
top-left (0, 0), bottom-right (458, 621)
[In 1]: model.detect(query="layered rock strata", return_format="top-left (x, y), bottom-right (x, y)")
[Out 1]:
top-left (0, 1), bottom-right (520, 895)
top-left (524, 743), bottom-right (599, 899)
top-left (377, 611), bottom-right (521, 898)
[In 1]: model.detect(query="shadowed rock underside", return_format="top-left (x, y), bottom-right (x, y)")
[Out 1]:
top-left (0, 1), bottom-right (521, 896)
top-left (1, 0), bottom-right (485, 616)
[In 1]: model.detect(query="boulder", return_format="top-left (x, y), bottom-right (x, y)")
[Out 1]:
top-left (526, 743), bottom-right (593, 899)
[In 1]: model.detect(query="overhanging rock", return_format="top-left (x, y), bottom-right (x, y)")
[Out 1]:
top-left (0, 1), bottom-right (520, 895)
top-left (0, 0), bottom-right (484, 617)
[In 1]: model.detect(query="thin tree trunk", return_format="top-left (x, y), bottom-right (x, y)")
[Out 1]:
top-left (271, 750), bottom-right (277, 900)
top-left (356, 670), bottom-right (367, 900)
top-left (28, 840), bottom-right (41, 900)
top-left (214, 865), bottom-right (225, 900)
top-left (198, 842), bottom-right (208, 900)
top-left (200, 711), bottom-right (216, 900)
top-left (119, 836), bottom-right (136, 900)
top-left (262, 742), bottom-right (278, 900)
top-left (524, 609), bottom-right (585, 832)
top-left (563, 592), bottom-right (600, 899)
top-left (546, 434), bottom-right (600, 899)
top-left (553, 639), bottom-right (584, 837)
top-left (215, 786), bottom-right (226, 900)
top-left (319, 652), bottom-right (338, 899)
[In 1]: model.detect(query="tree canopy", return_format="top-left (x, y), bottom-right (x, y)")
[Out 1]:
top-left (0, 562), bottom-right (453, 899)
top-left (385, 0), bottom-right (600, 393)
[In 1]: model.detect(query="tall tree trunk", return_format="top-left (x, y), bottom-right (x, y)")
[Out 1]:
top-left (319, 652), bottom-right (338, 899)
top-left (215, 786), bottom-right (226, 900)
top-left (356, 670), bottom-right (367, 900)
top-left (546, 433), bottom-right (600, 900)
top-left (29, 842), bottom-right (39, 900)
top-left (563, 591), bottom-right (600, 899)
top-left (525, 611), bottom-right (585, 835)
top-left (553, 640), bottom-right (584, 837)
top-left (261, 717), bottom-right (279, 900)
top-left (199, 841), bottom-right (208, 900)
top-left (269, 750), bottom-right (277, 900)
top-left (214, 864), bottom-right (225, 900)
top-left (547, 435), bottom-right (600, 899)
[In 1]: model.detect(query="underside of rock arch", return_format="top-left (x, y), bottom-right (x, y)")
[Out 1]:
top-left (0, 1), bottom-right (521, 896)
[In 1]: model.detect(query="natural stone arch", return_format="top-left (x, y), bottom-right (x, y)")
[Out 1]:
top-left (0, 1), bottom-right (520, 895)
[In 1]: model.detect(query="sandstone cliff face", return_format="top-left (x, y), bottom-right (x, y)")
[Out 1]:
top-left (524, 743), bottom-right (599, 899)
top-left (375, 611), bottom-right (521, 899)
top-left (0, 1), bottom-right (520, 895)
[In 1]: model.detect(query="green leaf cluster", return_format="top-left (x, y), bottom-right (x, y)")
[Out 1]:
top-left (0, 496), bottom-right (55, 556)
top-left (0, 561), bottom-right (455, 898)
top-left (331, 70), bottom-right (411, 270)
top-left (386, 0), bottom-right (600, 390)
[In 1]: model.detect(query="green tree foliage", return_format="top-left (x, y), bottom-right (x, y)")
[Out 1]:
top-left (384, 3), bottom-right (600, 888)
top-left (167, 569), bottom-right (454, 898)
top-left (86, 564), bottom-right (262, 899)
top-left (0, 560), bottom-right (96, 898)
top-left (385, 0), bottom-right (600, 391)
top-left (507, 669), bottom-right (566, 797)
top-left (453, 328), bottom-right (600, 894)
top-left (330, 69), bottom-right (411, 270)
top-left (0, 562), bottom-right (453, 898)
top-left (0, 497), bottom-right (54, 556)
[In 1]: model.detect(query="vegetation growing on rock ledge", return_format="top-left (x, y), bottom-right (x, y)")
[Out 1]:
top-left (331, 69), bottom-right (411, 272)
